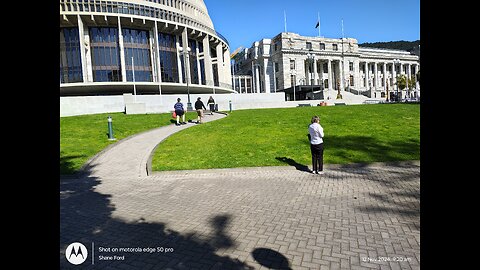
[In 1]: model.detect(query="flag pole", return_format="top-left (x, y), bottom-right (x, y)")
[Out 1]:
top-left (284, 10), bottom-right (287, 33)
top-left (318, 12), bottom-right (321, 37)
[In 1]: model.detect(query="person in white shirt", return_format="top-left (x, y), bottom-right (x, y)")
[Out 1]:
top-left (308, 115), bottom-right (325, 174)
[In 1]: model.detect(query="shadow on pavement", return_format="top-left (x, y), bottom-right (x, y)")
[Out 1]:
top-left (251, 248), bottom-right (292, 270)
top-left (209, 214), bottom-right (236, 250)
top-left (275, 157), bottom-right (311, 173)
top-left (60, 165), bottom-right (254, 269)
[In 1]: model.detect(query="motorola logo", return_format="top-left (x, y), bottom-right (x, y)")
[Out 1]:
top-left (65, 242), bottom-right (88, 265)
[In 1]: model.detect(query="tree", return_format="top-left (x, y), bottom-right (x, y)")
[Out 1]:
top-left (408, 77), bottom-right (416, 89)
top-left (396, 74), bottom-right (407, 90)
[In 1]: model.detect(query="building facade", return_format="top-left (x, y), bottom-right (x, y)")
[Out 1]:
top-left (60, 0), bottom-right (233, 96)
top-left (234, 32), bottom-right (420, 101)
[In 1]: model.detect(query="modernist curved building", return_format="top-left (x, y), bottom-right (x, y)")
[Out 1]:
top-left (60, 0), bottom-right (233, 96)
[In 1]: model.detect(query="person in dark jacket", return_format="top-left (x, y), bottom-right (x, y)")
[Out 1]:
top-left (194, 97), bottom-right (207, 124)
top-left (173, 98), bottom-right (186, 126)
top-left (207, 96), bottom-right (215, 115)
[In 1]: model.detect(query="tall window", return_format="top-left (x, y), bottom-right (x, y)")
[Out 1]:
top-left (349, 62), bottom-right (354, 71)
top-left (320, 43), bottom-right (325, 50)
top-left (350, 75), bottom-right (354, 86)
top-left (123, 28), bottom-right (152, 82)
top-left (158, 32), bottom-right (179, 83)
top-left (60, 28), bottom-right (83, 83)
top-left (212, 64), bottom-right (219, 86)
top-left (198, 42), bottom-right (206, 85)
top-left (333, 44), bottom-right (338, 51)
top-left (290, 59), bottom-right (295, 70)
top-left (90, 27), bottom-right (122, 82)
top-left (188, 39), bottom-right (199, 84)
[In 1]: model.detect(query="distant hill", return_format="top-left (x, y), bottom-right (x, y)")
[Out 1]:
top-left (359, 40), bottom-right (420, 55)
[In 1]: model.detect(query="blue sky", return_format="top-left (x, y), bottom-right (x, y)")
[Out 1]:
top-left (204, 0), bottom-right (420, 51)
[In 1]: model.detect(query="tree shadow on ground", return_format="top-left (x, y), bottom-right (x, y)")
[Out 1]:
top-left (251, 248), bottom-right (292, 270)
top-left (275, 157), bottom-right (311, 172)
top-left (60, 154), bottom-right (88, 175)
top-left (60, 166), bottom-right (254, 269)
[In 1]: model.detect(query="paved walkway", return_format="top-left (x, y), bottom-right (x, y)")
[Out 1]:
top-left (60, 113), bottom-right (420, 270)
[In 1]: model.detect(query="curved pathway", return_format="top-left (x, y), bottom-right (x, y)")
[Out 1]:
top-left (83, 113), bottom-right (227, 179)
top-left (60, 112), bottom-right (420, 270)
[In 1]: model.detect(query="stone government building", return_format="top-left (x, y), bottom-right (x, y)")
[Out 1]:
top-left (233, 32), bottom-right (420, 101)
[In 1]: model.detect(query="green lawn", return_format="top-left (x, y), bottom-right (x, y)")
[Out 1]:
top-left (151, 104), bottom-right (420, 171)
top-left (60, 111), bottom-right (198, 175)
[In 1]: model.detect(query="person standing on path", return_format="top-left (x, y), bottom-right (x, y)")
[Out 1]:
top-left (194, 97), bottom-right (207, 124)
top-left (207, 96), bottom-right (215, 115)
top-left (308, 115), bottom-right (324, 174)
top-left (174, 98), bottom-right (187, 126)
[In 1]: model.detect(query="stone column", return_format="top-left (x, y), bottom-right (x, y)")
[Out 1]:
top-left (182, 27), bottom-right (191, 85)
top-left (339, 60), bottom-right (344, 91)
top-left (254, 63), bottom-right (260, 93)
top-left (373, 62), bottom-right (378, 91)
top-left (216, 42), bottom-right (224, 87)
top-left (313, 57), bottom-right (318, 85)
top-left (176, 34), bottom-right (183, 83)
top-left (392, 61), bottom-right (397, 91)
top-left (117, 16), bottom-right (126, 82)
top-left (327, 59), bottom-right (333, 90)
top-left (383, 62), bottom-right (387, 91)
top-left (407, 63), bottom-right (411, 81)
top-left (153, 22), bottom-right (163, 96)
top-left (365, 62), bottom-right (369, 91)
top-left (77, 15), bottom-right (93, 82)
top-left (263, 58), bottom-right (270, 93)
top-left (319, 59), bottom-right (324, 87)
top-left (202, 35), bottom-right (214, 86)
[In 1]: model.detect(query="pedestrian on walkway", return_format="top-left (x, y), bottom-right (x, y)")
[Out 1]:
top-left (174, 98), bottom-right (187, 126)
top-left (195, 97), bottom-right (207, 124)
top-left (308, 115), bottom-right (324, 174)
top-left (207, 96), bottom-right (215, 115)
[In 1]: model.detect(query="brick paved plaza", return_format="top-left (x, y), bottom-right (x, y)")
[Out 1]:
top-left (60, 114), bottom-right (420, 269)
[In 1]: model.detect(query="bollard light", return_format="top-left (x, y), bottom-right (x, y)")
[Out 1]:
top-left (229, 100), bottom-right (232, 112)
top-left (107, 116), bottom-right (116, 141)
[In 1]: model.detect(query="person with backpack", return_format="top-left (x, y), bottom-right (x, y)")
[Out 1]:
top-left (207, 96), bottom-right (215, 115)
top-left (174, 98), bottom-right (187, 126)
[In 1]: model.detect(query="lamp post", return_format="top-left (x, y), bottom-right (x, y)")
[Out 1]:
top-left (306, 53), bottom-right (315, 99)
top-left (179, 46), bottom-right (192, 111)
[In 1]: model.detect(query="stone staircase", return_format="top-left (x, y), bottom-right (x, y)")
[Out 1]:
top-left (323, 89), bottom-right (371, 105)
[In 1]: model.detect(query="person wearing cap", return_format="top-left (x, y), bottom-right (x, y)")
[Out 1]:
top-left (194, 97), bottom-right (207, 124)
